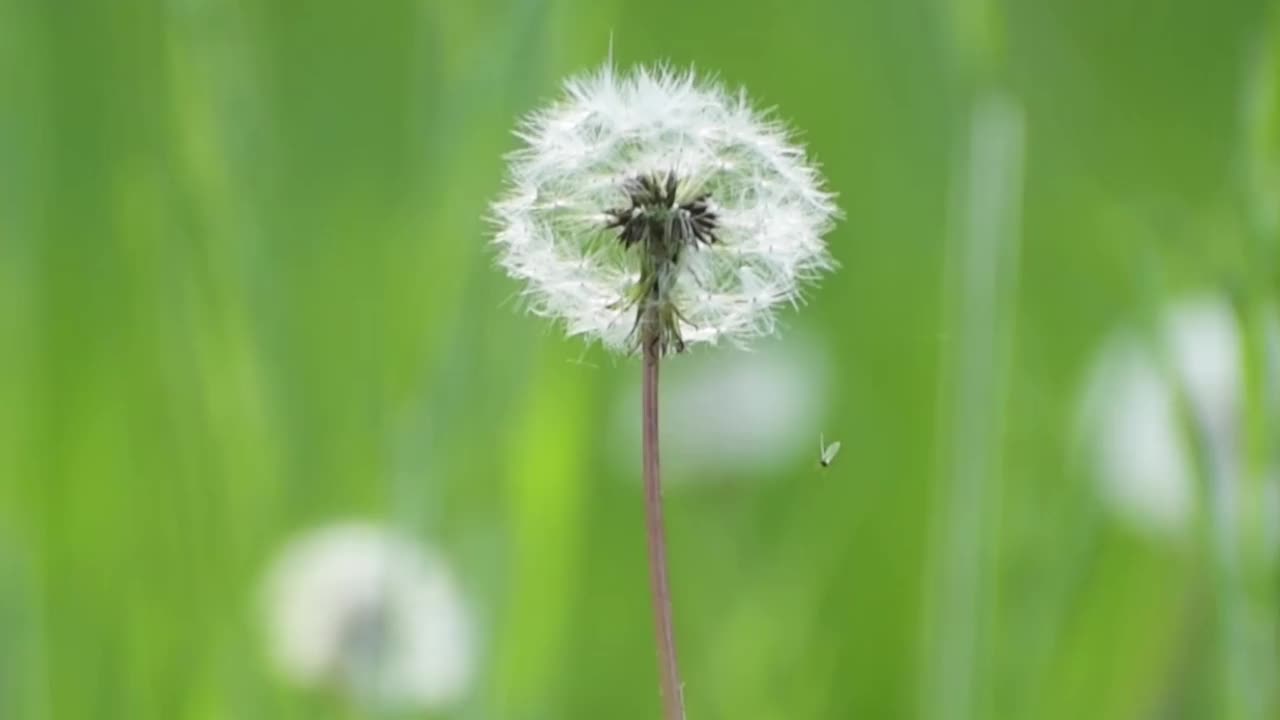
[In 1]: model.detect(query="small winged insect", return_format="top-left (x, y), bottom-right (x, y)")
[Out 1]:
top-left (818, 434), bottom-right (842, 468)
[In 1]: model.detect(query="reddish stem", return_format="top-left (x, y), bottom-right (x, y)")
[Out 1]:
top-left (643, 335), bottom-right (685, 720)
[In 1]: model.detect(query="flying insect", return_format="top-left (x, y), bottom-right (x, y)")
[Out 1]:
top-left (819, 434), bottom-right (841, 468)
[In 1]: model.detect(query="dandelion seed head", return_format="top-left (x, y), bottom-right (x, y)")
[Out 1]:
top-left (492, 63), bottom-right (839, 353)
top-left (261, 523), bottom-right (475, 710)
top-left (1077, 296), bottom-right (1280, 541)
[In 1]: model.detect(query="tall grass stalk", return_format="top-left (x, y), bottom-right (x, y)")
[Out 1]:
top-left (925, 92), bottom-right (1025, 720)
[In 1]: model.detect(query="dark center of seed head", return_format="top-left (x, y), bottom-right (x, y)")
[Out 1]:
top-left (605, 171), bottom-right (719, 251)
top-left (604, 171), bottom-right (717, 355)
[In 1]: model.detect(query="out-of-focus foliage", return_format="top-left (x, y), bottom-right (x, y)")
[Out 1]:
top-left (0, 1), bottom-right (1277, 719)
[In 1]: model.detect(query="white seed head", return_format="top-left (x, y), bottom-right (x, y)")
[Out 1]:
top-left (261, 523), bottom-right (475, 709)
top-left (1076, 296), bottom-right (1280, 539)
top-left (492, 63), bottom-right (839, 353)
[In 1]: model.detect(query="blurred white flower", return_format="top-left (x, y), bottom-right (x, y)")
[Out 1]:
top-left (1079, 332), bottom-right (1197, 535)
top-left (611, 336), bottom-right (831, 481)
top-left (492, 64), bottom-right (838, 353)
top-left (261, 522), bottom-right (474, 709)
top-left (1077, 296), bottom-right (1271, 538)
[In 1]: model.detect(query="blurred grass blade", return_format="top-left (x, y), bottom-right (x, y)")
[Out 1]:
top-left (924, 91), bottom-right (1025, 720)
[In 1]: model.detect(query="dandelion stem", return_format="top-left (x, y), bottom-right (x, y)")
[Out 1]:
top-left (642, 329), bottom-right (686, 720)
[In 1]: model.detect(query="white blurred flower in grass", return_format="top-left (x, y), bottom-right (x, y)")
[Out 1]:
top-left (611, 335), bottom-right (832, 482)
top-left (492, 63), bottom-right (838, 354)
top-left (261, 522), bottom-right (474, 709)
top-left (1078, 296), bottom-right (1280, 539)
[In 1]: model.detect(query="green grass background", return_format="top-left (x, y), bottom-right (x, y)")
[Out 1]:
top-left (1, 0), bottom-right (1279, 718)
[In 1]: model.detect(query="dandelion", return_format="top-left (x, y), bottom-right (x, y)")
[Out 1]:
top-left (492, 63), bottom-right (839, 719)
top-left (1077, 296), bottom-right (1280, 541)
top-left (492, 64), bottom-right (838, 354)
top-left (260, 523), bottom-right (474, 711)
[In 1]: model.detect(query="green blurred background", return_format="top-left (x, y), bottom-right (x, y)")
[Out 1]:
top-left (2, 0), bottom-right (1279, 718)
